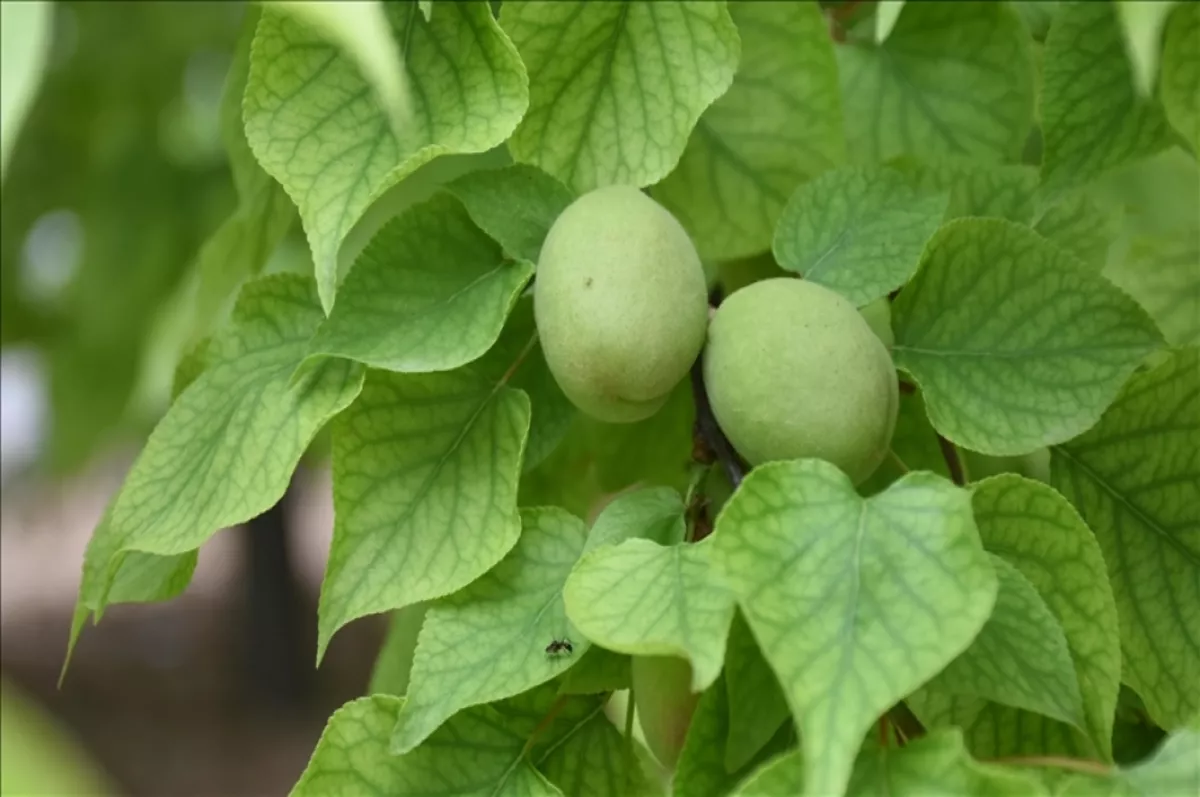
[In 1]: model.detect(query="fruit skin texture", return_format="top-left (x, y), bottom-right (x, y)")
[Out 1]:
top-left (534, 185), bottom-right (709, 423)
top-left (703, 278), bottom-right (899, 484)
top-left (631, 655), bottom-right (700, 770)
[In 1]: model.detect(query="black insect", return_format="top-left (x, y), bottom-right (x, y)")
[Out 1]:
top-left (545, 638), bottom-right (574, 657)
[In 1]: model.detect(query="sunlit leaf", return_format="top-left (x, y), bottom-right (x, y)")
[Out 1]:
top-left (1113, 1), bottom-right (1177, 98)
top-left (652, 1), bottom-right (844, 260)
top-left (391, 508), bottom-right (588, 753)
top-left (709, 460), bottom-right (997, 797)
top-left (500, 0), bottom-right (740, 194)
top-left (888, 157), bottom-right (1038, 224)
top-left (0, 0), bottom-right (53, 178)
top-left (245, 1), bottom-right (528, 312)
top-left (1050, 348), bottom-right (1200, 729)
top-left (893, 218), bottom-right (1163, 456)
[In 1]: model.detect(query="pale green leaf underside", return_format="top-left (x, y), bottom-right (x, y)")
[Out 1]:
top-left (500, 0), bottom-right (740, 194)
top-left (773, 165), bottom-right (948, 307)
top-left (875, 1), bottom-right (906, 44)
top-left (270, 1), bottom-right (411, 130)
top-left (445, 164), bottom-right (575, 264)
top-left (306, 193), bottom-right (533, 374)
top-left (245, 2), bottom-right (528, 312)
top-left (652, 0), bottom-right (844, 261)
top-left (391, 508), bottom-right (588, 754)
top-left (1050, 348), bottom-right (1200, 730)
top-left (930, 554), bottom-right (1085, 729)
top-left (73, 275), bottom-right (363, 644)
top-left (837, 1), bottom-right (1035, 164)
top-left (584, 486), bottom-right (687, 554)
top-left (1160, 3), bottom-right (1200, 153)
top-left (318, 331), bottom-right (535, 659)
top-left (563, 537), bottom-right (734, 692)
top-left (291, 695), bottom-right (558, 797)
top-left (893, 218), bottom-right (1163, 456)
top-left (1114, 1), bottom-right (1176, 99)
top-left (710, 460), bottom-right (997, 797)
top-left (723, 612), bottom-right (790, 774)
top-left (888, 157), bottom-right (1038, 224)
top-left (972, 474), bottom-right (1122, 760)
top-left (0, 0), bottom-right (52, 178)
top-left (1040, 1), bottom-right (1173, 197)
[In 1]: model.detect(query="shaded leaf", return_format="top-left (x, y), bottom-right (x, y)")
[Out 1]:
top-left (391, 508), bottom-right (588, 753)
top-left (773, 166), bottom-right (947, 306)
top-left (536, 700), bottom-right (660, 797)
top-left (0, 0), bottom-right (52, 177)
top-left (246, 2), bottom-right (528, 311)
top-left (1160, 3), bottom-right (1199, 153)
top-left (709, 460), bottom-right (998, 797)
top-left (559, 647), bottom-right (632, 696)
top-left (652, 0), bottom-right (844, 260)
top-left (1050, 348), bottom-right (1200, 729)
top-left (444, 164), bottom-right (575, 263)
top-left (1113, 1), bottom-right (1177, 98)
top-left (1032, 193), bottom-right (1120, 270)
top-left (892, 218), bottom-right (1163, 456)
top-left (1055, 716), bottom-right (1200, 796)
top-left (888, 157), bottom-right (1038, 224)
top-left (837, 1), bottom-right (1035, 164)
top-left (585, 487), bottom-right (687, 554)
top-left (564, 537), bottom-right (734, 692)
top-left (500, 0), bottom-right (740, 194)
top-left (723, 612), bottom-right (790, 774)
top-left (368, 604), bottom-right (428, 698)
top-left (1040, 1), bottom-right (1173, 197)
top-left (929, 555), bottom-right (1085, 729)
top-left (306, 194), bottom-right (533, 374)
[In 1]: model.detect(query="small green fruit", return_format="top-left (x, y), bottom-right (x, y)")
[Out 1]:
top-left (631, 655), bottom-right (699, 769)
top-left (534, 185), bottom-right (708, 423)
top-left (703, 278), bottom-right (899, 484)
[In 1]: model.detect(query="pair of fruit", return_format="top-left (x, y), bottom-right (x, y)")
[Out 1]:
top-left (534, 185), bottom-right (899, 486)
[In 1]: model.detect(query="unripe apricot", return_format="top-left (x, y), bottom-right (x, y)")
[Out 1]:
top-left (631, 655), bottom-right (699, 769)
top-left (534, 186), bottom-right (708, 423)
top-left (703, 278), bottom-right (899, 484)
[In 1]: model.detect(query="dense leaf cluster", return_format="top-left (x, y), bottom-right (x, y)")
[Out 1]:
top-left (6, 1), bottom-right (1194, 795)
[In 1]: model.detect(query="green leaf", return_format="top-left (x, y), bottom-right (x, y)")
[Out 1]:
top-left (772, 166), bottom-right (948, 306)
top-left (723, 612), bottom-right (790, 774)
top-left (0, 0), bottom-right (52, 179)
top-left (837, 1), bottom-right (1035, 164)
top-left (503, 300), bottom-right (576, 474)
top-left (318, 325), bottom-right (535, 659)
top-left (391, 508), bottom-right (588, 754)
top-left (534, 700), bottom-right (660, 797)
top-left (1039, 1), bottom-right (1173, 197)
top-left (733, 750), bottom-right (803, 797)
top-left (186, 4), bottom-right (294, 345)
top-left (368, 604), bottom-right (428, 698)
top-left (1161, 3), bottom-right (1199, 153)
top-left (444, 164), bottom-right (575, 263)
top-left (929, 554), bottom-right (1085, 729)
top-left (1056, 717), bottom-right (1200, 796)
top-left (305, 194), bottom-right (533, 374)
top-left (1050, 348), bottom-right (1200, 729)
top-left (563, 537), bottom-right (734, 692)
top-left (875, 1), bottom-right (906, 44)
top-left (845, 729), bottom-right (1050, 796)
top-left (500, 0), bottom-right (740, 194)
top-left (709, 460), bottom-right (998, 797)
top-left (1114, 1), bottom-right (1177, 99)
top-left (559, 646), bottom-right (632, 695)
top-left (588, 380), bottom-right (697, 493)
top-left (892, 218), bottom-right (1163, 456)
top-left (888, 157), bottom-right (1038, 224)
top-left (675, 677), bottom-right (796, 797)
top-left (270, 0), bottom-right (411, 130)
top-left (292, 695), bottom-right (560, 797)
top-left (860, 388), bottom-right (950, 497)
top-left (1032, 193), bottom-right (1120, 270)
top-left (245, 1), bottom-right (529, 312)
top-left (71, 275), bottom-right (364, 649)
top-left (651, 0), bottom-right (844, 260)
top-left (585, 487), bottom-right (687, 554)
top-left (972, 475), bottom-right (1122, 760)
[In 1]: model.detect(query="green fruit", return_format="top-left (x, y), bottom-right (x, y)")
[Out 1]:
top-left (534, 185), bottom-right (709, 423)
top-left (631, 655), bottom-right (699, 769)
top-left (703, 278), bottom-right (899, 484)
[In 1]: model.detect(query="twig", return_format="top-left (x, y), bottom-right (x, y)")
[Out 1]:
top-left (936, 435), bottom-right (966, 486)
top-left (887, 449), bottom-right (911, 474)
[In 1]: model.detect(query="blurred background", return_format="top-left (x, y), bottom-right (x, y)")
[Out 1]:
top-left (1, 2), bottom-right (387, 794)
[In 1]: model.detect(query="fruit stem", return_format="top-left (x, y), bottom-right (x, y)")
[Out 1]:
top-left (991, 756), bottom-right (1111, 777)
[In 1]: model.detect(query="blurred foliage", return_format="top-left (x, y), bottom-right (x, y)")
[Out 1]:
top-left (0, 678), bottom-right (113, 795)
top-left (1, 1), bottom-right (243, 473)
